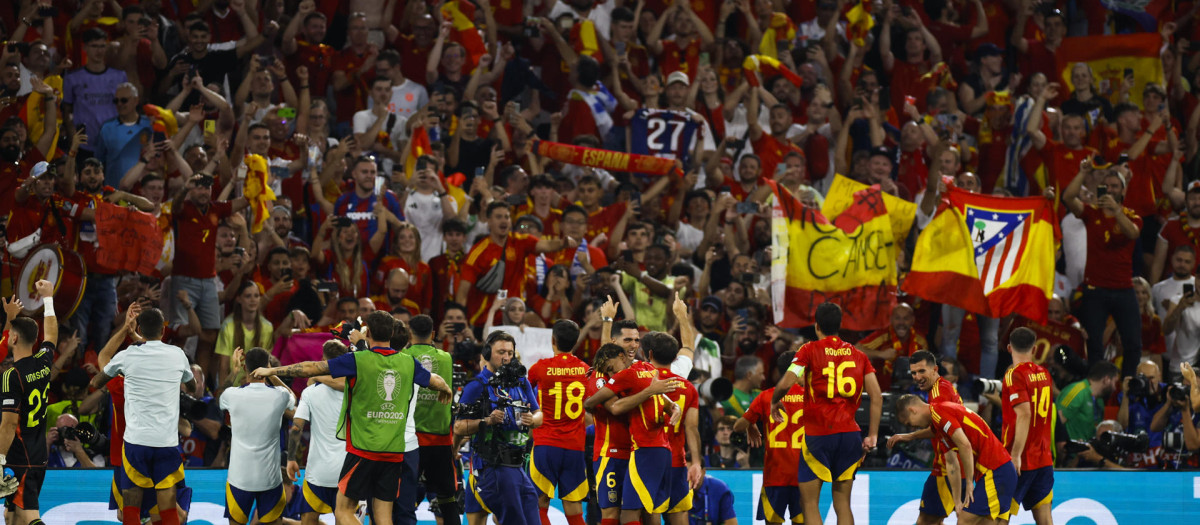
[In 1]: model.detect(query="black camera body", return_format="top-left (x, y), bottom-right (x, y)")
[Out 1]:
top-left (1167, 382), bottom-right (1189, 403)
top-left (489, 360), bottom-right (528, 389)
top-left (56, 422), bottom-right (102, 448)
top-left (1066, 430), bottom-right (1149, 463)
top-left (180, 392), bottom-right (210, 420)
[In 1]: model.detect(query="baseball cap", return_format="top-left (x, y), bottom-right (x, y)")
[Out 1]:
top-left (700, 295), bottom-right (724, 311)
top-left (976, 43), bottom-right (1004, 59)
top-left (868, 146), bottom-right (893, 161)
top-left (667, 71), bottom-right (690, 87)
top-left (1187, 181), bottom-right (1200, 194)
top-left (29, 161), bottom-right (51, 179)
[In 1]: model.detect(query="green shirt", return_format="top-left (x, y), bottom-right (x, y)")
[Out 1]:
top-left (335, 350), bottom-right (417, 457)
top-left (400, 343), bottom-right (453, 436)
top-left (721, 387), bottom-right (760, 417)
top-left (1056, 379), bottom-right (1101, 441)
top-left (621, 273), bottom-right (674, 332)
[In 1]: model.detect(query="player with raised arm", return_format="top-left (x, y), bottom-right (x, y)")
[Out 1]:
top-left (735, 351), bottom-right (804, 525)
top-left (897, 395), bottom-right (1018, 525)
top-left (770, 302), bottom-right (881, 525)
top-left (286, 340), bottom-right (349, 525)
top-left (220, 347), bottom-right (297, 525)
top-left (660, 294), bottom-right (704, 525)
top-left (888, 351), bottom-right (965, 525)
top-left (0, 282), bottom-right (57, 525)
top-left (998, 328), bottom-right (1055, 525)
top-left (527, 320), bottom-right (591, 525)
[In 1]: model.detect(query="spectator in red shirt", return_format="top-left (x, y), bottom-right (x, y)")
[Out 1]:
top-left (880, 5), bottom-right (943, 115)
top-left (1063, 159), bottom-right (1144, 377)
top-left (1012, 4), bottom-right (1065, 92)
top-left (282, 0), bottom-right (335, 97)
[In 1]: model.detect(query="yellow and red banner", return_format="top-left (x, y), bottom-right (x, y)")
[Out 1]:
top-left (743, 55), bottom-right (804, 88)
top-left (822, 175), bottom-right (917, 241)
top-left (571, 19), bottom-right (602, 62)
top-left (244, 154), bottom-right (276, 234)
top-left (760, 13), bottom-right (796, 59)
top-left (1056, 32), bottom-right (1163, 107)
top-left (845, 0), bottom-right (875, 48)
top-left (770, 183), bottom-right (897, 331)
top-left (441, 0), bottom-right (488, 71)
top-left (94, 202), bottom-right (164, 276)
top-left (534, 140), bottom-right (678, 175)
top-left (903, 188), bottom-right (1060, 322)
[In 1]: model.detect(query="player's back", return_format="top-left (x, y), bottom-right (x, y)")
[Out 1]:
top-left (293, 383), bottom-right (346, 488)
top-left (744, 386), bottom-right (804, 485)
top-left (927, 376), bottom-right (962, 477)
top-left (658, 368), bottom-right (699, 467)
top-left (1, 344), bottom-right (53, 466)
top-left (930, 401), bottom-right (1011, 474)
top-left (220, 383), bottom-right (295, 491)
top-left (1001, 362), bottom-right (1055, 470)
top-left (793, 336), bottom-right (873, 436)
top-left (529, 353), bottom-right (590, 450)
top-left (607, 361), bottom-right (670, 450)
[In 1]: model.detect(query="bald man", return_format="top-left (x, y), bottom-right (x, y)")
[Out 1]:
top-left (372, 268), bottom-right (419, 315)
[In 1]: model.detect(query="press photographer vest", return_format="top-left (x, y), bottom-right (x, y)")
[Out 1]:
top-left (336, 350), bottom-right (416, 455)
top-left (402, 343), bottom-right (453, 435)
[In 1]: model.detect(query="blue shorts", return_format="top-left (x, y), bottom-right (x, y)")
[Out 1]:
top-left (123, 443), bottom-right (186, 490)
top-left (964, 462), bottom-right (1017, 520)
top-left (1008, 466), bottom-right (1054, 517)
top-left (296, 480), bottom-right (337, 515)
top-left (594, 456), bottom-right (629, 509)
top-left (530, 445), bottom-right (588, 502)
top-left (918, 474), bottom-right (961, 519)
top-left (622, 447), bottom-right (671, 513)
top-left (666, 466), bottom-right (693, 513)
top-left (465, 473), bottom-right (485, 515)
top-left (797, 432), bottom-right (863, 484)
top-left (474, 466), bottom-right (541, 525)
top-left (109, 467), bottom-right (193, 515)
top-left (225, 483), bottom-right (286, 524)
top-left (757, 486), bottom-right (802, 524)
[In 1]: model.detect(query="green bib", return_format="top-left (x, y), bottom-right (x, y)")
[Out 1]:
top-left (401, 343), bottom-right (453, 435)
top-left (336, 350), bottom-right (416, 454)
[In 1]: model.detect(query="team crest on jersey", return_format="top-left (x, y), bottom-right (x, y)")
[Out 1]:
top-left (377, 370), bottom-right (400, 411)
top-left (420, 355), bottom-right (434, 373)
top-left (595, 378), bottom-right (605, 389)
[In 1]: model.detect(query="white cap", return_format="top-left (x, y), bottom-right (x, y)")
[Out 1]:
top-left (667, 71), bottom-right (690, 87)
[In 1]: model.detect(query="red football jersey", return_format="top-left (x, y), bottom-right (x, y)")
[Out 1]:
top-left (928, 377), bottom-right (963, 477)
top-left (742, 385), bottom-right (804, 487)
top-left (528, 353), bottom-right (590, 451)
top-left (659, 368), bottom-right (700, 467)
top-left (587, 369), bottom-right (632, 461)
top-left (792, 336), bottom-right (875, 436)
top-left (931, 402), bottom-right (1012, 477)
top-left (607, 362), bottom-right (671, 450)
top-left (1001, 362), bottom-right (1055, 471)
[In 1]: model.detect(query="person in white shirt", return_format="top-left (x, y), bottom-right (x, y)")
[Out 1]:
top-left (405, 156), bottom-right (458, 262)
top-left (286, 341), bottom-right (349, 525)
top-left (354, 76), bottom-right (407, 175)
top-left (1153, 245), bottom-right (1196, 318)
top-left (219, 347), bottom-right (296, 525)
top-left (372, 50), bottom-right (429, 119)
top-left (91, 307), bottom-right (196, 525)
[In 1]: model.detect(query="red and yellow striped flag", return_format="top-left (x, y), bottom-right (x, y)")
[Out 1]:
top-left (743, 55), bottom-right (804, 88)
top-left (760, 13), bottom-right (796, 59)
top-left (441, 0), bottom-right (488, 71)
top-left (243, 154), bottom-right (277, 234)
top-left (845, 0), bottom-right (875, 47)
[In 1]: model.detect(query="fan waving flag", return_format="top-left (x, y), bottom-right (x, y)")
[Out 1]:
top-left (406, 126), bottom-right (467, 210)
top-left (759, 13), bottom-right (796, 59)
top-left (770, 182), bottom-right (897, 331)
top-left (903, 188), bottom-right (1060, 323)
top-left (1057, 32), bottom-right (1163, 106)
top-left (440, 0), bottom-right (488, 71)
top-left (243, 154), bottom-right (277, 234)
top-left (845, 0), bottom-right (875, 47)
top-left (743, 55), bottom-right (804, 88)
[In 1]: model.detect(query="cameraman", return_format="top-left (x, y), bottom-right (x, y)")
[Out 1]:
top-left (46, 415), bottom-right (104, 468)
top-left (1072, 421), bottom-right (1131, 469)
top-left (1118, 360), bottom-right (1166, 466)
top-left (1149, 366), bottom-right (1200, 468)
top-left (89, 307), bottom-right (196, 525)
top-left (453, 331), bottom-right (542, 525)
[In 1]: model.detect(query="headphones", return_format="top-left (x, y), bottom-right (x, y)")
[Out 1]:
top-left (482, 331), bottom-right (508, 361)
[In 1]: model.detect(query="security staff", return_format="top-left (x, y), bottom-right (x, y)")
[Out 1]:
top-left (454, 331), bottom-right (542, 525)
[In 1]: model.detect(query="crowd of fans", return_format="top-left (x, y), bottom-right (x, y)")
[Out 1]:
top-left (1, 0), bottom-right (1200, 476)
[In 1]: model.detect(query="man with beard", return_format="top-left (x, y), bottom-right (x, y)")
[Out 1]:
top-left (161, 19), bottom-right (261, 103)
top-left (282, 0), bottom-right (334, 97)
top-left (1153, 246), bottom-right (1196, 318)
top-left (858, 303), bottom-right (928, 391)
top-left (720, 356), bottom-right (763, 418)
top-left (0, 79), bottom-right (57, 218)
top-left (457, 202), bottom-right (574, 327)
top-left (1026, 85), bottom-right (1097, 218)
top-left (613, 244), bottom-right (673, 332)
top-left (372, 268), bottom-right (420, 316)
top-left (1056, 362), bottom-right (1120, 441)
top-left (61, 156), bottom-right (154, 350)
top-left (1064, 161), bottom-right (1143, 376)
top-left (747, 90), bottom-right (806, 190)
top-left (1151, 183), bottom-right (1200, 284)
top-left (7, 162), bottom-right (72, 264)
top-left (1003, 295), bottom-right (1087, 367)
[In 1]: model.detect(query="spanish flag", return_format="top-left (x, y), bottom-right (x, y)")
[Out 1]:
top-left (903, 188), bottom-right (1060, 323)
top-left (21, 75), bottom-right (63, 158)
top-left (770, 182), bottom-right (897, 331)
top-left (845, 0), bottom-right (875, 48)
top-left (743, 55), bottom-right (804, 88)
top-left (243, 154), bottom-right (277, 234)
top-left (143, 104), bottom-right (179, 137)
top-left (571, 19), bottom-right (602, 63)
top-left (405, 126), bottom-right (467, 211)
top-left (1057, 32), bottom-right (1163, 106)
top-left (440, 0), bottom-right (488, 71)
top-left (759, 13), bottom-right (796, 59)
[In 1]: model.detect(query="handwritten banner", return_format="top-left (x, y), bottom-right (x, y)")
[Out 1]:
top-left (94, 203), bottom-right (164, 276)
top-left (534, 140), bottom-right (677, 175)
top-left (822, 175), bottom-right (916, 240)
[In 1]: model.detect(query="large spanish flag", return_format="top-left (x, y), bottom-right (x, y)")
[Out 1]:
top-left (1057, 32), bottom-right (1163, 107)
top-left (440, 0), bottom-right (488, 71)
top-left (770, 183), bottom-right (897, 331)
top-left (903, 188), bottom-right (1060, 323)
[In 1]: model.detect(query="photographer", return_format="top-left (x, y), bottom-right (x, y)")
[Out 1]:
top-left (1071, 421), bottom-right (1132, 470)
top-left (89, 307), bottom-right (196, 525)
top-left (708, 415), bottom-right (749, 469)
top-left (453, 331), bottom-right (542, 525)
top-left (1118, 360), bottom-right (1167, 466)
top-left (46, 414), bottom-right (105, 468)
top-left (1149, 364), bottom-right (1200, 468)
